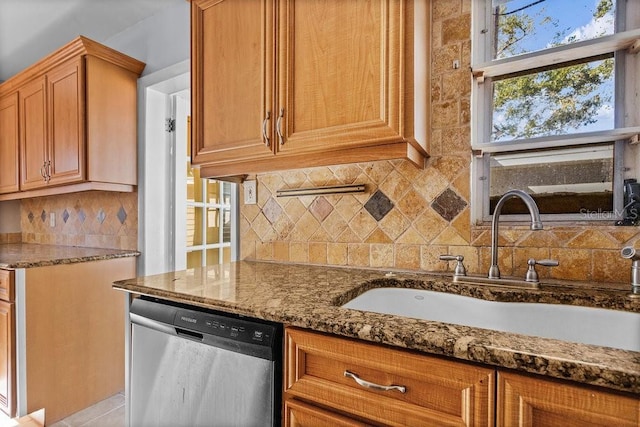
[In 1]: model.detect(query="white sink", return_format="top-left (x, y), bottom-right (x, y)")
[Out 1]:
top-left (342, 288), bottom-right (640, 352)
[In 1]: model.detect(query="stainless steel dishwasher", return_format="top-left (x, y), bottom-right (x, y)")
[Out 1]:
top-left (129, 297), bottom-right (282, 427)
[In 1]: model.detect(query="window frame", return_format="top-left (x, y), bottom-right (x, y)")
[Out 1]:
top-left (470, 0), bottom-right (640, 224)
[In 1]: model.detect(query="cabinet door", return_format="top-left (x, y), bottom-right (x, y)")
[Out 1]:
top-left (277, 0), bottom-right (406, 155)
top-left (19, 76), bottom-right (48, 191)
top-left (0, 300), bottom-right (15, 417)
top-left (497, 371), bottom-right (640, 427)
top-left (191, 0), bottom-right (275, 166)
top-left (47, 58), bottom-right (84, 186)
top-left (0, 94), bottom-right (20, 194)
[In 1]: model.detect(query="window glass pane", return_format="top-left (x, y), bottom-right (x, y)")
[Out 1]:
top-left (187, 206), bottom-right (204, 246)
top-left (491, 58), bottom-right (614, 142)
top-left (187, 250), bottom-right (202, 269)
top-left (206, 249), bottom-right (220, 265)
top-left (207, 180), bottom-right (220, 204)
top-left (222, 247), bottom-right (231, 263)
top-left (206, 208), bottom-right (220, 244)
top-left (187, 166), bottom-right (203, 203)
top-left (492, 0), bottom-right (615, 60)
top-left (489, 144), bottom-right (614, 215)
top-left (222, 182), bottom-right (232, 205)
top-left (222, 208), bottom-right (232, 243)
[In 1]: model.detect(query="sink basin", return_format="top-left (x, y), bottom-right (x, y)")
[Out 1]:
top-left (342, 288), bottom-right (640, 352)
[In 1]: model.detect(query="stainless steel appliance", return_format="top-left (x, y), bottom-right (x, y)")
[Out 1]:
top-left (129, 297), bottom-right (282, 427)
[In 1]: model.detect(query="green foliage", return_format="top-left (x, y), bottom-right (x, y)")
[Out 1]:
top-left (491, 0), bottom-right (615, 141)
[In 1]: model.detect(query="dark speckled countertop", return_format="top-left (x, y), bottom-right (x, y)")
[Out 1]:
top-left (0, 243), bottom-right (140, 269)
top-left (113, 260), bottom-right (640, 395)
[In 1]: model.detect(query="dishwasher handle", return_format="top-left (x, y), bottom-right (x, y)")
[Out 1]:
top-left (175, 327), bottom-right (204, 341)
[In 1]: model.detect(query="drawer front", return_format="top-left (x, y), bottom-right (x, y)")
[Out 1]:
top-left (0, 270), bottom-right (14, 302)
top-left (285, 327), bottom-right (495, 427)
top-left (284, 398), bottom-right (369, 427)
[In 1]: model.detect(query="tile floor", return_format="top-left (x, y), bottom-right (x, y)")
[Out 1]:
top-left (0, 393), bottom-right (124, 427)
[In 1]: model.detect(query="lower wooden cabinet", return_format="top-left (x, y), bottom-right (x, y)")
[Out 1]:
top-left (0, 270), bottom-right (15, 417)
top-left (497, 371), bottom-right (640, 427)
top-left (284, 327), bottom-right (495, 426)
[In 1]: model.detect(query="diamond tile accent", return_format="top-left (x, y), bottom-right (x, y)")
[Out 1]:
top-left (117, 206), bottom-right (128, 224)
top-left (309, 197), bottom-right (333, 222)
top-left (62, 209), bottom-right (70, 223)
top-left (78, 209), bottom-right (86, 223)
top-left (40, 210), bottom-right (47, 222)
top-left (28, 212), bottom-right (34, 223)
top-left (262, 197), bottom-right (283, 224)
top-left (431, 188), bottom-right (467, 222)
top-left (97, 209), bottom-right (106, 224)
top-left (364, 190), bottom-right (394, 221)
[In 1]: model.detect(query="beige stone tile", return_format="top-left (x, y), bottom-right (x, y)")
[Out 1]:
top-left (449, 245), bottom-right (480, 275)
top-left (413, 209), bottom-right (448, 243)
top-left (256, 241), bottom-right (274, 260)
top-left (336, 228), bottom-right (362, 243)
top-left (334, 195), bottom-right (363, 222)
top-left (513, 247), bottom-right (551, 280)
top-left (592, 249), bottom-right (629, 283)
top-left (290, 242), bottom-right (309, 263)
top-left (257, 173), bottom-right (284, 193)
top-left (397, 188), bottom-right (427, 221)
top-left (309, 227), bottom-right (332, 243)
top-left (283, 198), bottom-right (307, 223)
top-left (251, 212), bottom-right (275, 241)
top-left (395, 244), bottom-right (421, 270)
top-left (567, 229), bottom-right (619, 249)
top-left (379, 210), bottom-right (411, 241)
top-left (432, 100), bottom-right (459, 129)
top-left (348, 243), bottom-right (370, 267)
top-left (433, 44), bottom-right (461, 78)
top-left (349, 211), bottom-right (378, 241)
top-left (289, 211), bottom-right (321, 241)
top-left (479, 246), bottom-right (514, 277)
top-left (606, 229), bottom-right (639, 245)
top-left (451, 208), bottom-right (471, 243)
top-left (281, 170), bottom-right (308, 188)
top-left (365, 228), bottom-right (393, 243)
top-left (309, 242), bottom-right (327, 264)
top-left (517, 229), bottom-right (562, 248)
top-left (432, 0), bottom-right (461, 21)
top-left (360, 161), bottom-right (394, 184)
top-left (327, 243), bottom-right (348, 265)
top-left (549, 248), bottom-right (591, 281)
top-left (379, 170), bottom-right (411, 203)
top-left (273, 241), bottom-right (290, 262)
top-left (431, 18), bottom-right (443, 49)
top-left (432, 226), bottom-right (468, 246)
top-left (321, 211), bottom-right (350, 241)
top-left (421, 244), bottom-right (449, 272)
top-left (329, 164), bottom-right (362, 184)
top-left (396, 226), bottom-right (426, 244)
top-left (371, 244), bottom-right (394, 267)
top-left (412, 168), bottom-right (449, 203)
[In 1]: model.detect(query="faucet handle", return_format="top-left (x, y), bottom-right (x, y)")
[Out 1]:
top-left (439, 254), bottom-right (467, 277)
top-left (525, 258), bottom-right (559, 283)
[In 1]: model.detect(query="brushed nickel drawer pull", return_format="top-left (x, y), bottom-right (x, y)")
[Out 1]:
top-left (276, 108), bottom-right (285, 145)
top-left (262, 111), bottom-right (271, 147)
top-left (344, 370), bottom-right (406, 393)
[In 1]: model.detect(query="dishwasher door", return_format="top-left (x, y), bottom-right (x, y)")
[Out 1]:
top-left (129, 298), bottom-right (281, 427)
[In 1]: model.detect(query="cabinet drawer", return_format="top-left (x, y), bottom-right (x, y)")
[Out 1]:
top-left (0, 270), bottom-right (14, 302)
top-left (284, 398), bottom-right (368, 427)
top-left (285, 327), bottom-right (495, 426)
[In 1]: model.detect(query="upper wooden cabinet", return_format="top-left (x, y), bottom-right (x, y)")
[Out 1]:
top-left (0, 36), bottom-right (145, 200)
top-left (191, 0), bottom-right (429, 179)
top-left (0, 94), bottom-right (19, 194)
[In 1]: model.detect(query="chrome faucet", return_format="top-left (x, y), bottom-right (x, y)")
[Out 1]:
top-left (489, 189), bottom-right (543, 279)
top-left (621, 246), bottom-right (640, 298)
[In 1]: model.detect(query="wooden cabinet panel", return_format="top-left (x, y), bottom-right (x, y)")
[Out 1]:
top-left (284, 398), bottom-right (369, 427)
top-left (192, 0), bottom-right (429, 179)
top-left (47, 58), bottom-right (84, 186)
top-left (497, 371), bottom-right (640, 427)
top-left (0, 270), bottom-right (14, 303)
top-left (0, 94), bottom-right (20, 194)
top-left (191, 0), bottom-right (275, 165)
top-left (0, 298), bottom-right (15, 418)
top-left (285, 327), bottom-right (495, 426)
top-left (277, 0), bottom-right (405, 154)
top-left (19, 77), bottom-right (48, 191)
top-left (0, 36), bottom-right (144, 200)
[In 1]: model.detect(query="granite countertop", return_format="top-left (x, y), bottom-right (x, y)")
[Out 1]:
top-left (0, 243), bottom-right (140, 269)
top-left (113, 260), bottom-right (640, 395)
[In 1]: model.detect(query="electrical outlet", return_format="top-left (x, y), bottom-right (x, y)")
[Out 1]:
top-left (244, 180), bottom-right (257, 205)
top-left (49, 212), bottom-right (56, 227)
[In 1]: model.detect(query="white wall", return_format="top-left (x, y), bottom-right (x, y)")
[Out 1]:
top-left (104, 1), bottom-right (189, 77)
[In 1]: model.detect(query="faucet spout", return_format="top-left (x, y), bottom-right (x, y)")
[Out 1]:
top-left (489, 189), bottom-right (543, 279)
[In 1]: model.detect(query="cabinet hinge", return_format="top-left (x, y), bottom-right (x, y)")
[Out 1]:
top-left (165, 118), bottom-right (176, 133)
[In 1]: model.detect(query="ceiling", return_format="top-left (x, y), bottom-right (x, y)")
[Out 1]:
top-left (0, 0), bottom-right (183, 81)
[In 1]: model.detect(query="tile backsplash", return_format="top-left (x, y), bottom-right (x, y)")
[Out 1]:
top-left (239, 0), bottom-right (640, 285)
top-left (21, 191), bottom-right (137, 250)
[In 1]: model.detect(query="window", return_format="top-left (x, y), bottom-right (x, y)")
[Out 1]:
top-left (185, 117), bottom-right (236, 269)
top-left (471, 0), bottom-right (640, 223)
